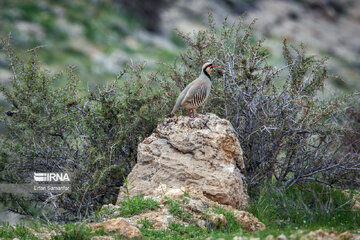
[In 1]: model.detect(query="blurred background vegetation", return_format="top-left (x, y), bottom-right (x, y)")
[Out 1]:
top-left (0, 0), bottom-right (359, 91)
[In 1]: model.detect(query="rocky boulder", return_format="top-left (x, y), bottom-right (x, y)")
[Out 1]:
top-left (117, 113), bottom-right (249, 209)
top-left (89, 219), bottom-right (142, 239)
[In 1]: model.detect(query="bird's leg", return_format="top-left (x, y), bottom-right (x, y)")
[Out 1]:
top-left (194, 109), bottom-right (199, 118)
top-left (190, 109), bottom-right (195, 118)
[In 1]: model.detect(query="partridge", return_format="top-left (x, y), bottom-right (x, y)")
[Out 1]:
top-left (171, 62), bottom-right (215, 118)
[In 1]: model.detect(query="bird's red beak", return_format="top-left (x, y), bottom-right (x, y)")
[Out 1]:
top-left (211, 65), bottom-right (215, 69)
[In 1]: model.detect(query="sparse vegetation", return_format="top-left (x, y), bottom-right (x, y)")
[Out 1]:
top-left (0, 223), bottom-right (39, 240)
top-left (139, 222), bottom-right (207, 240)
top-left (212, 208), bottom-right (243, 233)
top-left (138, 197), bottom-right (246, 240)
top-left (118, 195), bottom-right (160, 217)
top-left (164, 198), bottom-right (192, 222)
top-left (249, 183), bottom-right (360, 232)
top-left (51, 223), bottom-right (92, 240)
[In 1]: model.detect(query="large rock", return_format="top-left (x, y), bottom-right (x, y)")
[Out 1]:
top-left (117, 113), bottom-right (249, 209)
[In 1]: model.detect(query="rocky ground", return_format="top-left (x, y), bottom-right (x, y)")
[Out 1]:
top-left (93, 190), bottom-right (264, 239)
top-left (0, 114), bottom-right (359, 239)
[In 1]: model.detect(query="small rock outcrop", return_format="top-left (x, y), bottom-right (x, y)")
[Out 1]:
top-left (117, 113), bottom-right (249, 209)
top-left (89, 219), bottom-right (142, 239)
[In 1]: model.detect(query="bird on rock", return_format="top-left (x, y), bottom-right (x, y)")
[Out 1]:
top-left (171, 62), bottom-right (215, 118)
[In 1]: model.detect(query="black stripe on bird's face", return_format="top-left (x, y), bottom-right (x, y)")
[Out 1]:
top-left (206, 63), bottom-right (213, 70)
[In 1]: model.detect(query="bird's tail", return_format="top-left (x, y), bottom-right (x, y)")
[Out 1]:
top-left (170, 105), bottom-right (179, 116)
top-left (170, 97), bottom-right (182, 116)
top-left (170, 85), bottom-right (188, 117)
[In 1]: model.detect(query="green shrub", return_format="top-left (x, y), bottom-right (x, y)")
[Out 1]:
top-left (0, 39), bottom-right (176, 221)
top-left (170, 13), bottom-right (360, 192)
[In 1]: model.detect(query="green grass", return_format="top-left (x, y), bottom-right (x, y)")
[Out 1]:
top-left (118, 195), bottom-right (160, 217)
top-left (50, 222), bottom-right (128, 240)
top-left (164, 197), bottom-right (192, 222)
top-left (0, 222), bottom-right (125, 240)
top-left (51, 223), bottom-right (92, 240)
top-left (0, 223), bottom-right (39, 240)
top-left (138, 211), bottom-right (245, 240)
top-left (139, 221), bottom-right (208, 240)
top-left (212, 208), bottom-right (243, 233)
top-left (138, 197), bottom-right (246, 240)
top-left (249, 183), bottom-right (360, 232)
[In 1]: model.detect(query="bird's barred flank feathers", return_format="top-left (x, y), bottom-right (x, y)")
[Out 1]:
top-left (192, 86), bottom-right (206, 108)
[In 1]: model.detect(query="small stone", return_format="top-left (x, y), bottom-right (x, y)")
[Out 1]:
top-left (166, 215), bottom-right (174, 223)
top-left (101, 203), bottom-right (119, 211)
top-left (164, 188), bottom-right (184, 199)
top-left (265, 235), bottom-right (275, 240)
top-left (113, 210), bottom-right (121, 216)
top-left (196, 219), bottom-right (206, 229)
top-left (91, 236), bottom-right (115, 240)
top-left (233, 237), bottom-right (248, 240)
top-left (101, 204), bottom-right (108, 211)
top-left (187, 198), bottom-right (204, 213)
top-left (209, 213), bottom-right (227, 227)
top-left (338, 232), bottom-right (354, 240)
top-left (353, 234), bottom-right (360, 240)
top-left (128, 208), bottom-right (173, 229)
top-left (152, 196), bottom-right (162, 202)
top-left (234, 210), bottom-right (266, 232)
top-left (277, 234), bottom-right (287, 240)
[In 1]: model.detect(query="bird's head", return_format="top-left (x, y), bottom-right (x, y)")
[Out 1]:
top-left (202, 62), bottom-right (215, 76)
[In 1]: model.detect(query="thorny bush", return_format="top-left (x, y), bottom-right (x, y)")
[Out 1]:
top-left (0, 39), bottom-right (177, 221)
top-left (169, 14), bottom-right (360, 192)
